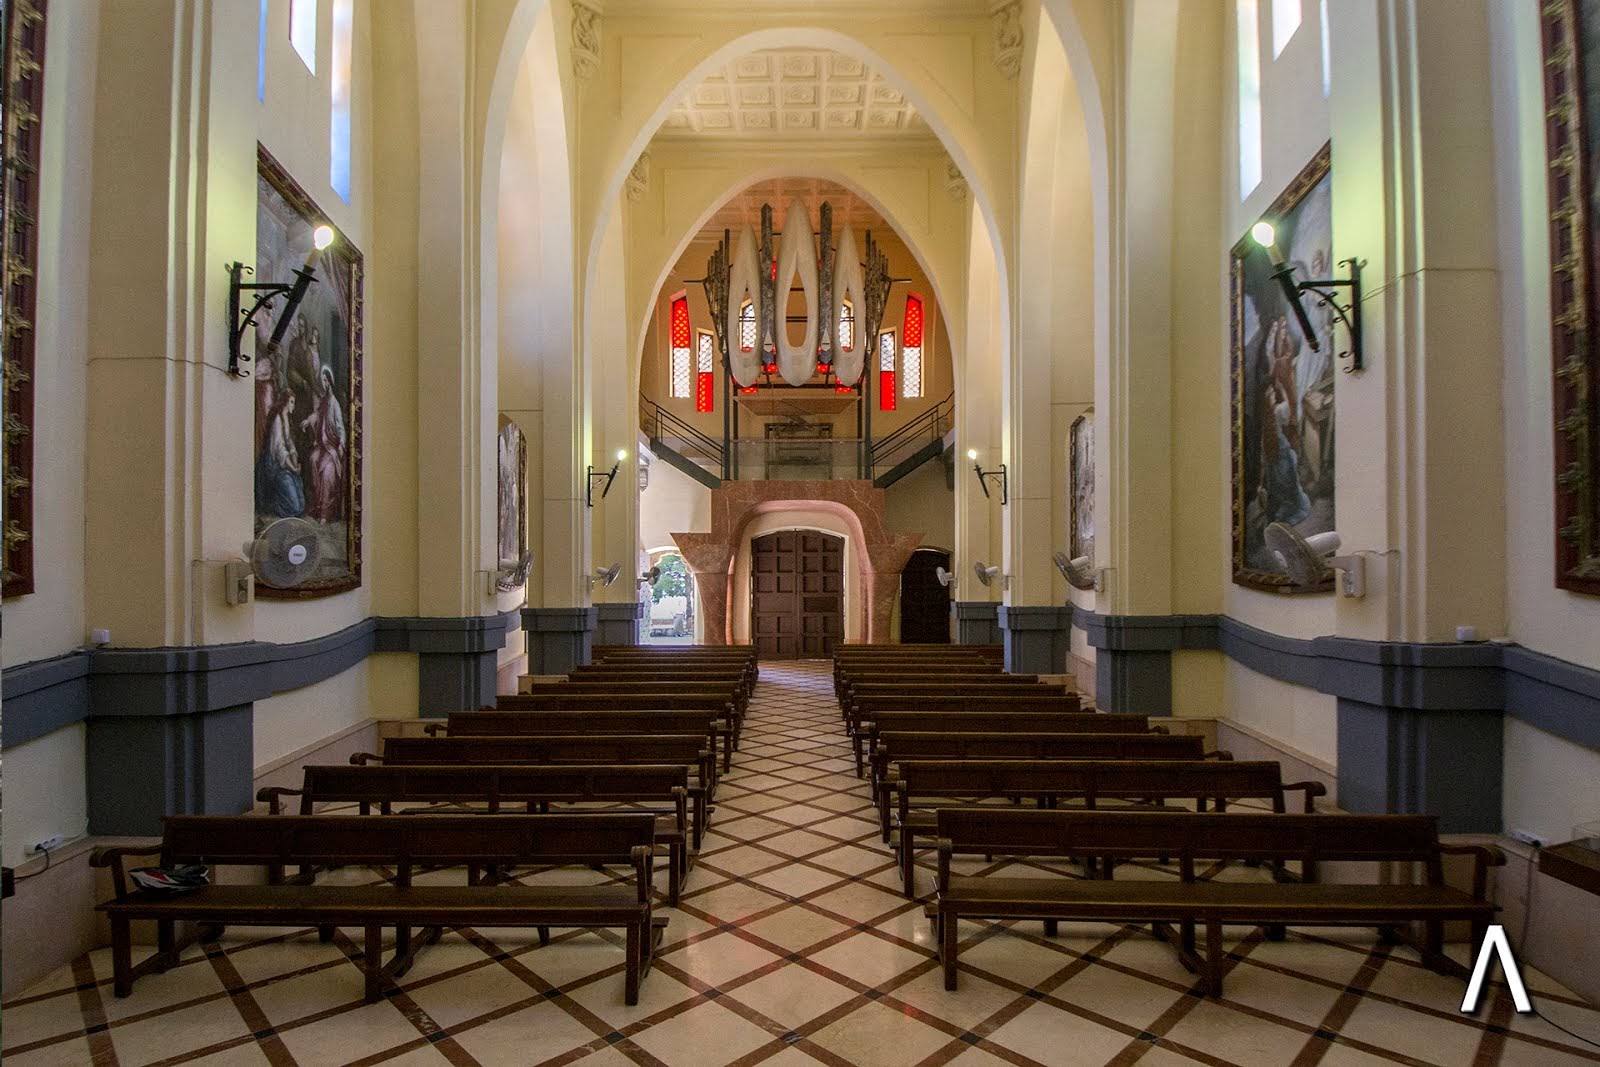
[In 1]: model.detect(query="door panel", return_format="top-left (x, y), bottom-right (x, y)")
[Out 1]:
top-left (752, 530), bottom-right (844, 659)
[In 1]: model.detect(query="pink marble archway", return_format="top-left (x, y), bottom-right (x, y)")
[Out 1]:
top-left (671, 480), bottom-right (922, 647)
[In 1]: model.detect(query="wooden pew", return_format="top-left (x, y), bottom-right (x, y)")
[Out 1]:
top-left (847, 698), bottom-right (1106, 775)
top-left (494, 690), bottom-right (742, 751)
top-left (259, 764), bottom-right (696, 904)
top-left (360, 734), bottom-right (718, 804)
top-left (460, 705), bottom-right (734, 771)
top-left (928, 808), bottom-right (1503, 995)
top-left (844, 684), bottom-right (1081, 726)
top-left (868, 731), bottom-right (1224, 833)
top-left (890, 760), bottom-right (1328, 895)
top-left (93, 813), bottom-right (665, 1004)
top-left (592, 647), bottom-right (758, 686)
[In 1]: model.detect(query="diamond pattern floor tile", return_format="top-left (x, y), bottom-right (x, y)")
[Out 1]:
top-left (5, 660), bottom-right (1592, 1066)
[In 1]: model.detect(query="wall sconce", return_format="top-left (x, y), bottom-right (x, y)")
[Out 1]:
top-left (227, 223), bottom-right (335, 378)
top-left (587, 449), bottom-right (626, 506)
top-left (968, 449), bottom-right (1008, 505)
top-left (1251, 220), bottom-right (1365, 373)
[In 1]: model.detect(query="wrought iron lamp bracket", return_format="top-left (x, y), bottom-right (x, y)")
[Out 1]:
top-left (586, 461), bottom-right (620, 507)
top-left (973, 461), bottom-right (1008, 506)
top-left (1295, 257), bottom-right (1365, 374)
top-left (227, 261), bottom-right (315, 379)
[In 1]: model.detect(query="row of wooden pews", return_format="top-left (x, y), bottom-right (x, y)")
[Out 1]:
top-left (832, 644), bottom-right (1505, 997)
top-left (92, 646), bottom-right (756, 1007)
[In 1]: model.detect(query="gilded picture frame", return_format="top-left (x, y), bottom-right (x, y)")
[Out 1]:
top-left (1541, 0), bottom-right (1600, 596)
top-left (252, 146), bottom-right (364, 598)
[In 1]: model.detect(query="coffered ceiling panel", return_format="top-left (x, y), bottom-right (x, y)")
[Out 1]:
top-left (657, 48), bottom-right (932, 139)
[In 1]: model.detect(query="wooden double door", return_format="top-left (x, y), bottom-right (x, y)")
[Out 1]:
top-left (750, 530), bottom-right (844, 659)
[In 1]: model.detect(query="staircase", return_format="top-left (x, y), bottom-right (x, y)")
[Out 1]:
top-left (641, 398), bottom-right (723, 489)
top-left (871, 392), bottom-right (955, 489)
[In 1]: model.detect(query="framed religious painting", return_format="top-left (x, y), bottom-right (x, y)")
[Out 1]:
top-left (1069, 409), bottom-right (1094, 565)
top-left (495, 416), bottom-right (531, 591)
top-left (1542, 1), bottom-right (1600, 596)
top-left (2, 0), bottom-right (49, 598)
top-left (253, 146), bottom-right (364, 597)
top-left (1230, 143), bottom-right (1336, 592)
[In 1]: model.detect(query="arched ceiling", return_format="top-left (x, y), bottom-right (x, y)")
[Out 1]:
top-left (656, 48), bottom-right (937, 141)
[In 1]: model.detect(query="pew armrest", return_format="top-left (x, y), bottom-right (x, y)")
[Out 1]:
top-left (1439, 842), bottom-right (1508, 901)
top-left (350, 752), bottom-right (381, 765)
top-left (91, 843), bottom-right (164, 898)
top-left (256, 786), bottom-right (304, 814)
top-left (631, 845), bottom-right (655, 905)
top-left (1281, 781), bottom-right (1328, 813)
top-left (1203, 750), bottom-right (1234, 761)
top-left (935, 837), bottom-right (955, 894)
top-left (422, 723), bottom-right (447, 737)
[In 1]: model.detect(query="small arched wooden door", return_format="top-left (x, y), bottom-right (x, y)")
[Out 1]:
top-left (899, 548), bottom-right (952, 644)
top-left (750, 530), bottom-right (844, 659)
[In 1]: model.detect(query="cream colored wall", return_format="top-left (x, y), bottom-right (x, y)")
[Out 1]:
top-left (883, 458), bottom-right (953, 550)
top-left (640, 452), bottom-right (714, 552)
top-left (3, 0), bottom-right (96, 669)
top-left (253, 662), bottom-right (371, 770)
top-left (1225, 658), bottom-right (1338, 768)
top-left (2, 726), bottom-right (89, 869)
top-left (729, 513), bottom-right (863, 644)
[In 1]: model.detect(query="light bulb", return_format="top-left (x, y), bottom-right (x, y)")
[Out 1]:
top-left (312, 224), bottom-right (336, 250)
top-left (1251, 221), bottom-right (1276, 249)
top-left (967, 449), bottom-right (978, 461)
top-left (616, 449), bottom-right (627, 462)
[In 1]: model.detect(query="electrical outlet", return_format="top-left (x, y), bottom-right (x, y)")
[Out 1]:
top-left (1508, 828), bottom-right (1546, 848)
top-left (31, 834), bottom-right (65, 854)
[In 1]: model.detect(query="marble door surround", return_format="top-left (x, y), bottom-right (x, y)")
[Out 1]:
top-left (671, 480), bottom-right (922, 645)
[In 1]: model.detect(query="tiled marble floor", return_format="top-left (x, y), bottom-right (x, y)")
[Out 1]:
top-left (6, 660), bottom-right (1600, 1066)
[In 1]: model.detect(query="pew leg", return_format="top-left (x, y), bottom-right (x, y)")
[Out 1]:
top-left (363, 924), bottom-right (384, 1003)
top-left (624, 923), bottom-right (642, 1006)
top-left (1424, 920), bottom-right (1444, 969)
top-left (942, 912), bottom-right (960, 991)
top-left (1264, 924), bottom-right (1286, 942)
top-left (1043, 920), bottom-right (1058, 938)
top-left (198, 923), bottom-right (225, 944)
top-left (318, 925), bottom-right (336, 943)
top-left (902, 834), bottom-right (917, 897)
top-left (537, 926), bottom-right (551, 946)
top-left (1204, 919), bottom-right (1224, 997)
top-left (111, 919), bottom-right (134, 998)
top-left (853, 735), bottom-right (865, 778)
top-left (669, 845), bottom-right (682, 907)
top-left (156, 920), bottom-right (177, 971)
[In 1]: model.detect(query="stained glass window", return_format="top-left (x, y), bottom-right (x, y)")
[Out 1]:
top-left (670, 296), bottom-right (691, 399)
top-left (1237, 0), bottom-right (1262, 199)
top-left (696, 330), bottom-right (715, 412)
top-left (739, 300), bottom-right (756, 352)
top-left (331, 0), bottom-right (353, 201)
top-left (1271, 0), bottom-right (1300, 58)
top-left (290, 0), bottom-right (316, 73)
top-left (838, 299), bottom-right (855, 352)
top-left (879, 330), bottom-right (896, 412)
top-left (902, 294), bottom-right (924, 399)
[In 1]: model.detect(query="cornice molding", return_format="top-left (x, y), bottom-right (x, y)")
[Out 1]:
top-left (989, 0), bottom-right (1022, 79)
top-left (571, 1), bottom-right (602, 81)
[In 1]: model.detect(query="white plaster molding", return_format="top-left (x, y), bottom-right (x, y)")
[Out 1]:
top-left (946, 157), bottom-right (968, 200)
top-left (571, 1), bottom-right (602, 82)
top-left (989, 0), bottom-right (1023, 79)
top-left (625, 152), bottom-right (650, 202)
